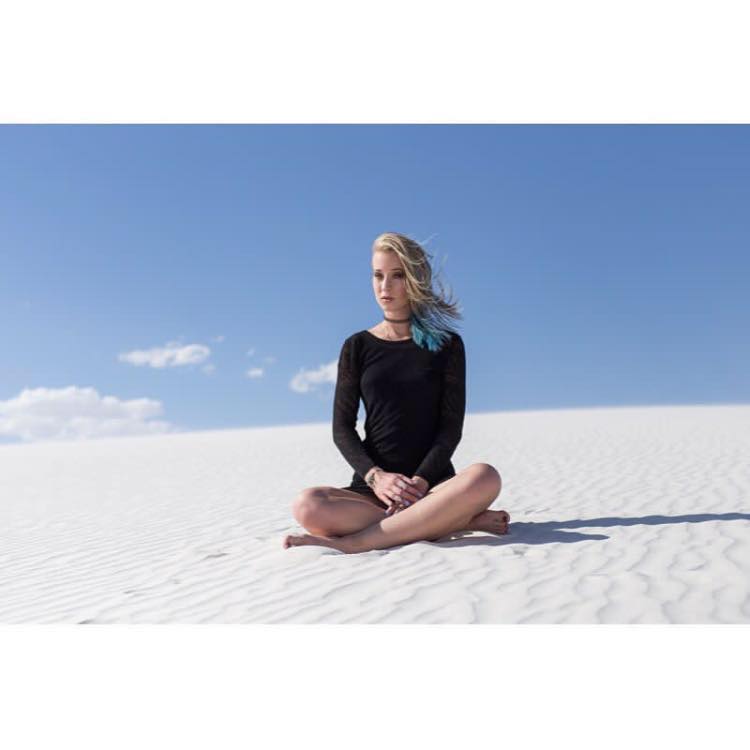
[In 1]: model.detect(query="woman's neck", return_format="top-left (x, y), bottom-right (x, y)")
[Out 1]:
top-left (381, 314), bottom-right (411, 339)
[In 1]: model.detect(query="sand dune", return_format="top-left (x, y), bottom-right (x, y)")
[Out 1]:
top-left (1, 404), bottom-right (748, 623)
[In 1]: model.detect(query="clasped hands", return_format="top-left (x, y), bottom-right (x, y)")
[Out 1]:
top-left (372, 471), bottom-right (430, 516)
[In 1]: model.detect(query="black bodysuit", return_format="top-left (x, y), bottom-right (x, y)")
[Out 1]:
top-left (332, 329), bottom-right (466, 504)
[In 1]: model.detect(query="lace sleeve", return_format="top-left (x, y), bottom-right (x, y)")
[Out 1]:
top-left (413, 333), bottom-right (466, 487)
top-left (332, 335), bottom-right (377, 480)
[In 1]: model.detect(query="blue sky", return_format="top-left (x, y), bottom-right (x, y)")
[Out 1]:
top-left (1, 125), bottom-right (748, 444)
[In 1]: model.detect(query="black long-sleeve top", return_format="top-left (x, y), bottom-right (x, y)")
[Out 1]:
top-left (332, 329), bottom-right (466, 489)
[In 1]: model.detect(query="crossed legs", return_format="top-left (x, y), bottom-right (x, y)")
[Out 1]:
top-left (284, 463), bottom-right (507, 554)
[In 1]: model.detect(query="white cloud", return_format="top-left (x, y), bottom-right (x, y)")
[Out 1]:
top-left (0, 386), bottom-right (176, 443)
top-left (290, 360), bottom-right (337, 393)
top-left (212, 335), bottom-right (225, 343)
top-left (246, 367), bottom-right (264, 378)
top-left (246, 348), bottom-right (275, 368)
top-left (118, 340), bottom-right (211, 368)
top-left (202, 363), bottom-right (216, 375)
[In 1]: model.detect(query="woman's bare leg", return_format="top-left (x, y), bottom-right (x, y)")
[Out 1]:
top-left (291, 489), bottom-right (389, 536)
top-left (284, 463), bottom-right (502, 553)
top-left (290, 470), bottom-right (508, 539)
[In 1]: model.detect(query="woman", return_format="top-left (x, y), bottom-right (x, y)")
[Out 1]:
top-left (284, 232), bottom-right (509, 554)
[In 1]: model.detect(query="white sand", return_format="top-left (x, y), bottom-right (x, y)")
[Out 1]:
top-left (1, 404), bottom-right (749, 623)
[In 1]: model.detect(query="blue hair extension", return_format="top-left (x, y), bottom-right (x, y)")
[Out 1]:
top-left (410, 310), bottom-right (456, 353)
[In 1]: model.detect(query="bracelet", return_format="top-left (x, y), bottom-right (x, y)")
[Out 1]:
top-left (365, 467), bottom-right (382, 488)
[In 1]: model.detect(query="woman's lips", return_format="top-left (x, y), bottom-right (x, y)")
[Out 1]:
top-left (382, 297), bottom-right (393, 301)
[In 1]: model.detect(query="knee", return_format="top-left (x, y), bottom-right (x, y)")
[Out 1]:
top-left (291, 487), bottom-right (329, 528)
top-left (470, 463), bottom-right (502, 498)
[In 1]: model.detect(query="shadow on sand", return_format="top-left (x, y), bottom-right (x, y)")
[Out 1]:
top-left (434, 511), bottom-right (750, 548)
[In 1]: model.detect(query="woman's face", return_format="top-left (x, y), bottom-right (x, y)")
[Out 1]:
top-left (372, 251), bottom-right (409, 314)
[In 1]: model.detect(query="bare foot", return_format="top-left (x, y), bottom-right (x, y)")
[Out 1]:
top-left (282, 533), bottom-right (349, 552)
top-left (466, 509), bottom-right (510, 536)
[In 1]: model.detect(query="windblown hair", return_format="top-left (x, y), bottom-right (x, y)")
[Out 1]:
top-left (372, 232), bottom-right (463, 353)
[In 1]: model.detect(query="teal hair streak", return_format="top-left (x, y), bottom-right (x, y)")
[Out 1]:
top-left (410, 310), bottom-right (457, 353)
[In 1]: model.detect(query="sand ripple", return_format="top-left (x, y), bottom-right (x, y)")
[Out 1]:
top-left (1, 405), bottom-right (749, 623)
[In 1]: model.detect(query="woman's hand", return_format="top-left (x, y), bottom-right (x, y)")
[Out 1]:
top-left (411, 475), bottom-right (429, 496)
top-left (372, 471), bottom-right (425, 514)
top-left (385, 475), bottom-right (430, 516)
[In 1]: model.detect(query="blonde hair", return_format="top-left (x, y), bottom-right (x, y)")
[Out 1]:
top-left (371, 232), bottom-right (463, 352)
